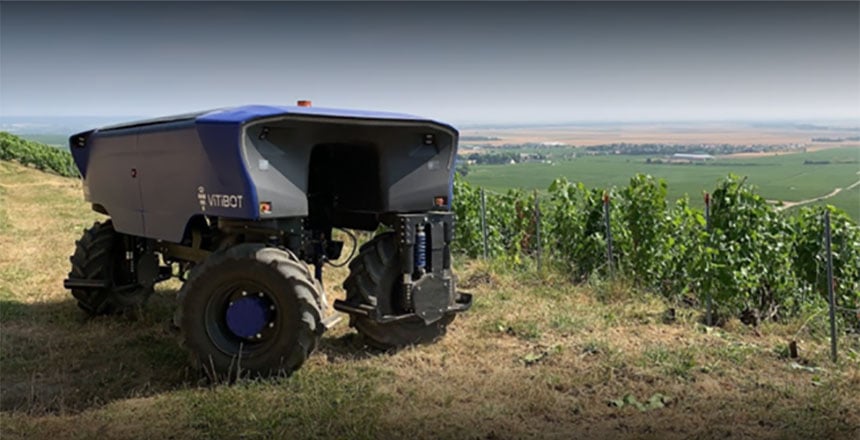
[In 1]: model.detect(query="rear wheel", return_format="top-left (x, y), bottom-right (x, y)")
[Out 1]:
top-left (174, 244), bottom-right (323, 378)
top-left (67, 220), bottom-right (154, 315)
top-left (343, 232), bottom-right (454, 350)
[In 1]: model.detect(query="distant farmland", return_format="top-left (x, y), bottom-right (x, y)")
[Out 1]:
top-left (13, 134), bottom-right (68, 148)
top-left (800, 183), bottom-right (860, 220)
top-left (464, 146), bottom-right (860, 218)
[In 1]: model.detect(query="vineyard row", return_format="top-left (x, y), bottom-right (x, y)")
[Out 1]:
top-left (451, 174), bottom-right (860, 330)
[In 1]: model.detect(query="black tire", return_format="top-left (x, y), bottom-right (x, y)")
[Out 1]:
top-left (68, 220), bottom-right (153, 315)
top-left (174, 244), bottom-right (323, 378)
top-left (343, 232), bottom-right (454, 350)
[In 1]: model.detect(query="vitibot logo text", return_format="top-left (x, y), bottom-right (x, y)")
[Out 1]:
top-left (197, 186), bottom-right (244, 212)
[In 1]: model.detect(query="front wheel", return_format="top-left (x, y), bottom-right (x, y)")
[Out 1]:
top-left (174, 244), bottom-right (323, 378)
top-left (343, 232), bottom-right (455, 350)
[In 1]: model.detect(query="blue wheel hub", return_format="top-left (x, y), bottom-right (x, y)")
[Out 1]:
top-left (225, 294), bottom-right (273, 339)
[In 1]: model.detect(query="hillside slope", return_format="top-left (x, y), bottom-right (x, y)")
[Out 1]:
top-left (0, 161), bottom-right (858, 439)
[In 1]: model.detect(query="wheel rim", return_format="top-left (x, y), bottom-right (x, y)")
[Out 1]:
top-left (204, 281), bottom-right (280, 357)
top-left (225, 294), bottom-right (273, 339)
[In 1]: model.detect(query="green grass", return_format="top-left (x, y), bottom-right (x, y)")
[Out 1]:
top-left (642, 345), bottom-right (698, 380)
top-left (466, 146), bottom-right (860, 213)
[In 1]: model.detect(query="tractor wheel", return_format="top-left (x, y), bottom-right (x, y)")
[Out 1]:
top-left (174, 244), bottom-right (323, 378)
top-left (67, 220), bottom-right (154, 315)
top-left (343, 232), bottom-right (454, 350)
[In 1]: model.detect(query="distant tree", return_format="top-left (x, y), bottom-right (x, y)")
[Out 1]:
top-left (456, 161), bottom-right (470, 177)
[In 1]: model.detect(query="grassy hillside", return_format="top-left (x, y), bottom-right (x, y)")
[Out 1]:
top-left (465, 146), bottom-right (860, 215)
top-left (1, 161), bottom-right (858, 439)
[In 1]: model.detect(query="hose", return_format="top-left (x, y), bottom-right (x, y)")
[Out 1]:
top-left (325, 228), bottom-right (358, 267)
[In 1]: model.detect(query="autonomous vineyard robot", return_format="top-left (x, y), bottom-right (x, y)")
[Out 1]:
top-left (63, 103), bottom-right (472, 376)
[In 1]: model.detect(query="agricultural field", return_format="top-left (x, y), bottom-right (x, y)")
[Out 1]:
top-left (459, 121), bottom-right (860, 147)
top-left (465, 146), bottom-right (860, 215)
top-left (12, 134), bottom-right (69, 148)
top-left (2, 154), bottom-right (860, 438)
top-left (800, 184), bottom-right (860, 220)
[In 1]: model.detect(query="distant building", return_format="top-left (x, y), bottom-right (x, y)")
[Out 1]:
top-left (518, 153), bottom-right (546, 163)
top-left (672, 153), bottom-right (714, 161)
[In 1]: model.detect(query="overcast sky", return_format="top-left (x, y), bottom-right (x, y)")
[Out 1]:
top-left (1, 1), bottom-right (858, 124)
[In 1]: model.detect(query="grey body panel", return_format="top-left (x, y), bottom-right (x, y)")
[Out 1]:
top-left (79, 120), bottom-right (255, 242)
top-left (135, 122), bottom-right (217, 242)
top-left (83, 129), bottom-right (145, 236)
top-left (76, 112), bottom-right (458, 243)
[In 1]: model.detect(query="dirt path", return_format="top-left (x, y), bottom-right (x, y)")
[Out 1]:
top-left (773, 177), bottom-right (860, 210)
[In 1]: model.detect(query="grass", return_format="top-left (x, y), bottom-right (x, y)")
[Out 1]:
top-left (466, 146), bottom-right (860, 215)
top-left (1, 160), bottom-right (859, 439)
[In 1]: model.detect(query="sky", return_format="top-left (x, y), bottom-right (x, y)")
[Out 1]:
top-left (1, 1), bottom-right (859, 124)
